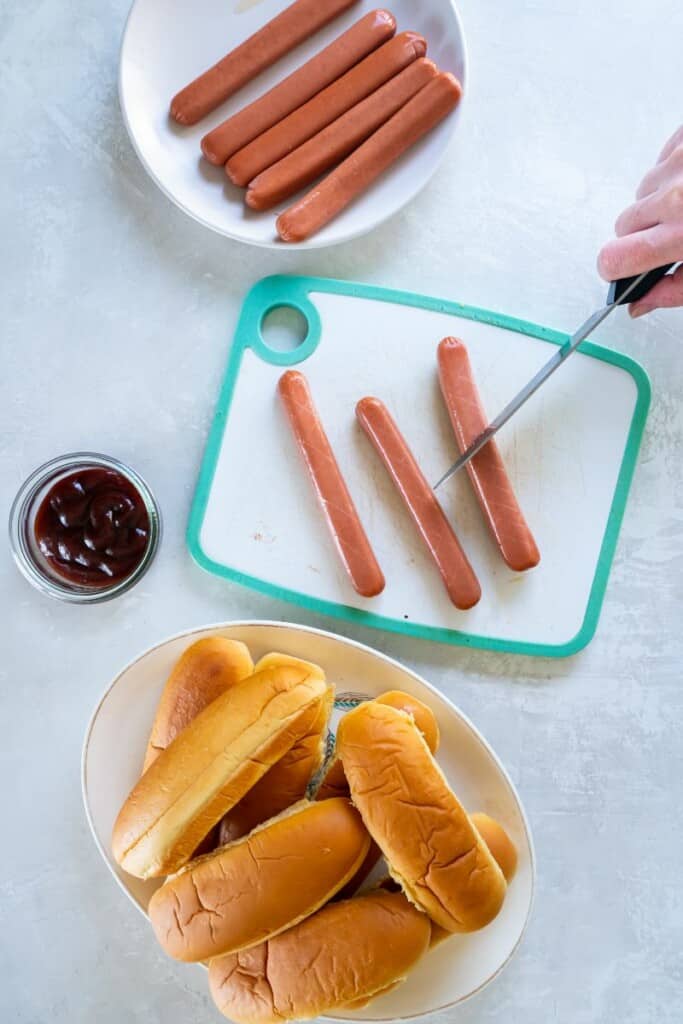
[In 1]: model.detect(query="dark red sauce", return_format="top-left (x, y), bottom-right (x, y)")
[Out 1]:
top-left (33, 468), bottom-right (150, 587)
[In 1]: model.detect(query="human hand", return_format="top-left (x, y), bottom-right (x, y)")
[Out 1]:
top-left (598, 125), bottom-right (683, 317)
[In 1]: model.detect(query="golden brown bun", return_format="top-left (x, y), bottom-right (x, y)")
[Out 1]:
top-left (218, 654), bottom-right (331, 844)
top-left (335, 837), bottom-right (383, 900)
top-left (429, 922), bottom-right (452, 948)
top-left (149, 798), bottom-right (370, 962)
top-left (315, 690), bottom-right (439, 801)
top-left (143, 637), bottom-right (254, 771)
top-left (429, 816), bottom-right (516, 947)
top-left (208, 890), bottom-right (431, 1024)
top-left (336, 702), bottom-right (506, 932)
top-left (314, 753), bottom-right (349, 801)
top-left (112, 663), bottom-right (329, 878)
top-left (317, 691), bottom-right (441, 898)
top-left (343, 982), bottom-right (400, 1010)
top-left (470, 813), bottom-right (518, 882)
top-left (373, 690), bottom-right (440, 753)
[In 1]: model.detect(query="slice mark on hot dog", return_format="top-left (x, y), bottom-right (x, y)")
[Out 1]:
top-left (437, 337), bottom-right (540, 572)
top-left (246, 57), bottom-right (438, 211)
top-left (279, 371), bottom-right (385, 598)
top-left (171, 0), bottom-right (361, 126)
top-left (276, 70), bottom-right (461, 243)
top-left (226, 31), bottom-right (427, 187)
top-left (355, 396), bottom-right (480, 610)
top-left (201, 9), bottom-right (396, 166)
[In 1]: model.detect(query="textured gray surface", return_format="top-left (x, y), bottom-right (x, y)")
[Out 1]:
top-left (1, 0), bottom-right (682, 1021)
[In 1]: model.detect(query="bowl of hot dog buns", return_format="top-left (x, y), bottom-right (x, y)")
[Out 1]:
top-left (119, 0), bottom-right (467, 247)
top-left (83, 621), bottom-right (534, 1020)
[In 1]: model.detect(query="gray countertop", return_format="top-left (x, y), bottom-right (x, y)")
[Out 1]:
top-left (2, 1), bottom-right (681, 1022)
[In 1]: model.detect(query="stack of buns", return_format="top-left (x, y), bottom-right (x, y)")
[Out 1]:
top-left (112, 635), bottom-right (518, 1022)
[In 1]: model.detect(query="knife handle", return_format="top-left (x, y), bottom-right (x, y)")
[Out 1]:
top-left (607, 264), bottom-right (675, 306)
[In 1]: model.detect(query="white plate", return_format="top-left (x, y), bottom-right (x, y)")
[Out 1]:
top-left (82, 620), bottom-right (534, 1020)
top-left (119, 0), bottom-right (467, 249)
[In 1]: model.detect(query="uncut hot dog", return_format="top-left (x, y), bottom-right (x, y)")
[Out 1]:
top-left (170, 0), bottom-right (360, 126)
top-left (246, 58), bottom-right (438, 211)
top-left (356, 396), bottom-right (480, 610)
top-left (226, 31), bottom-right (427, 187)
top-left (279, 370), bottom-right (385, 598)
top-left (201, 9), bottom-right (395, 166)
top-left (437, 337), bottom-right (540, 572)
top-left (277, 71), bottom-right (461, 243)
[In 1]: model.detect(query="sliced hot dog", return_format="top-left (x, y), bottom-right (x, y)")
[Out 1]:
top-left (171, 0), bottom-right (361, 126)
top-left (356, 397), bottom-right (480, 610)
top-left (226, 31), bottom-right (427, 187)
top-left (201, 10), bottom-right (396, 166)
top-left (246, 57), bottom-right (438, 210)
top-left (279, 371), bottom-right (385, 598)
top-left (437, 337), bottom-right (540, 572)
top-left (277, 71), bottom-right (461, 243)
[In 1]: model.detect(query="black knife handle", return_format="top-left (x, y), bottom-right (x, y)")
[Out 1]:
top-left (607, 264), bottom-right (675, 306)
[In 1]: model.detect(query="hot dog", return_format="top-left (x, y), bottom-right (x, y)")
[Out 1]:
top-left (201, 10), bottom-right (395, 166)
top-left (246, 57), bottom-right (438, 210)
top-left (279, 370), bottom-right (385, 598)
top-left (226, 31), bottom-right (427, 187)
top-left (437, 337), bottom-right (540, 572)
top-left (171, 0), bottom-right (360, 126)
top-left (356, 397), bottom-right (481, 610)
top-left (277, 71), bottom-right (461, 242)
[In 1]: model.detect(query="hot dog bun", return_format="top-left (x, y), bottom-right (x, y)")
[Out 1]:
top-left (143, 637), bottom-right (254, 771)
top-left (316, 689), bottom-right (439, 801)
top-left (429, 814), bottom-right (517, 947)
top-left (336, 702), bottom-right (506, 932)
top-left (470, 813), bottom-right (518, 882)
top-left (112, 662), bottom-right (330, 878)
top-left (317, 691), bottom-right (441, 898)
top-left (208, 890), bottom-right (431, 1023)
top-left (149, 798), bottom-right (369, 962)
top-left (218, 654), bottom-right (332, 844)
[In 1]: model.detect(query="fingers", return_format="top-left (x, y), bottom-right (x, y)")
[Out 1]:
top-left (598, 223), bottom-right (681, 282)
top-left (614, 190), bottom-right (664, 237)
top-left (657, 124), bottom-right (683, 164)
top-left (636, 142), bottom-right (683, 199)
top-left (615, 183), bottom-right (683, 237)
top-left (630, 264), bottom-right (683, 317)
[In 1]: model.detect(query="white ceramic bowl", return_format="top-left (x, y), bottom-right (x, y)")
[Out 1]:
top-left (119, 0), bottom-right (467, 249)
top-left (82, 620), bottom-right (533, 1020)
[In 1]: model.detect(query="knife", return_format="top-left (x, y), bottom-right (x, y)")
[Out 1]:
top-left (433, 263), bottom-right (677, 491)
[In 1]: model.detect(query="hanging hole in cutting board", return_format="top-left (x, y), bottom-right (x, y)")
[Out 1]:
top-left (260, 305), bottom-right (309, 354)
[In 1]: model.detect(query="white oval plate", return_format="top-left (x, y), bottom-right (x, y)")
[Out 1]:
top-left (82, 621), bottom-right (533, 1020)
top-left (119, 0), bottom-right (467, 249)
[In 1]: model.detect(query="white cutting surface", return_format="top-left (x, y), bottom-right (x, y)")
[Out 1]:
top-left (1, 2), bottom-right (681, 1024)
top-left (199, 290), bottom-right (640, 649)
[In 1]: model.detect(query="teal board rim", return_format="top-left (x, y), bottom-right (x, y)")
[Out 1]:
top-left (186, 275), bottom-right (651, 658)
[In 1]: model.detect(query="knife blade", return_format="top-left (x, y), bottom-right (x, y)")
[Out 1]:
top-left (433, 263), bottom-right (676, 491)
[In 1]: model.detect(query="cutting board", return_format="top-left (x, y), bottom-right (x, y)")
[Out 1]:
top-left (187, 276), bottom-right (650, 656)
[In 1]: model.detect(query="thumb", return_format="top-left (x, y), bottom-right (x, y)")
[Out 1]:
top-left (630, 264), bottom-right (683, 318)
